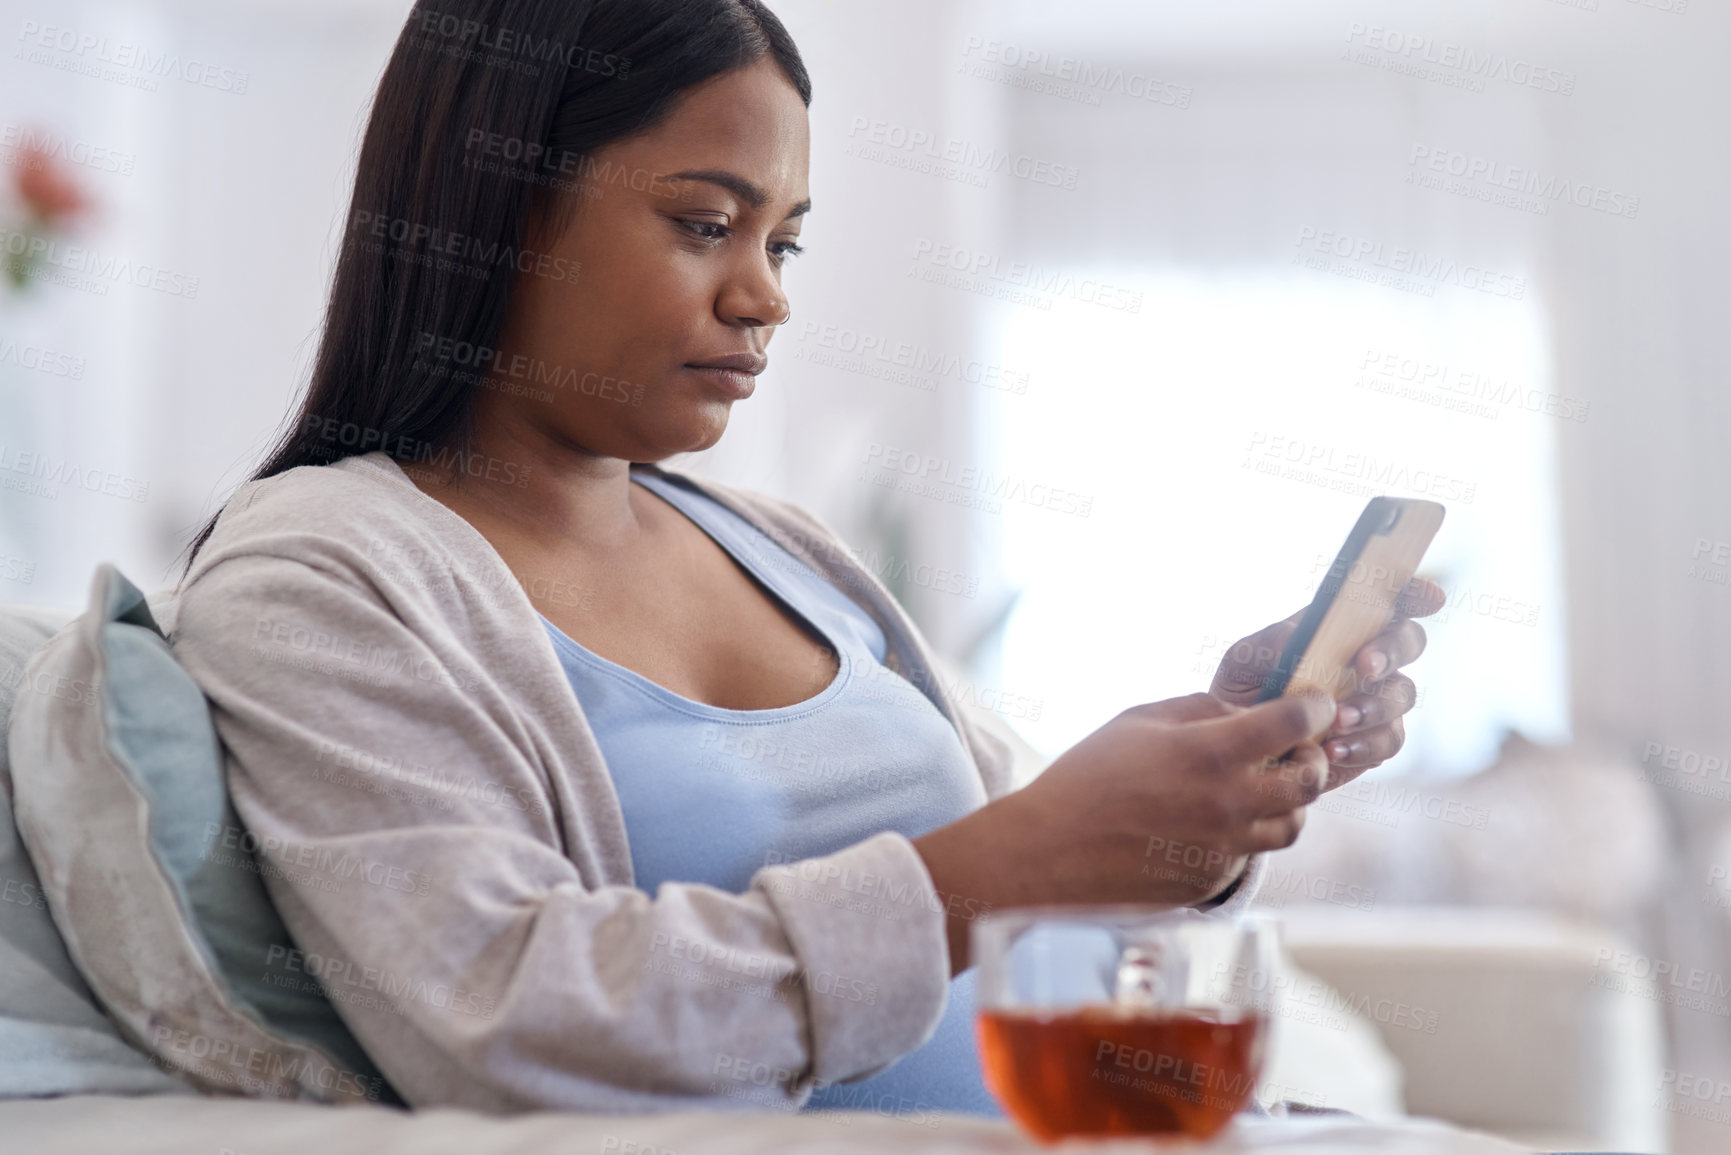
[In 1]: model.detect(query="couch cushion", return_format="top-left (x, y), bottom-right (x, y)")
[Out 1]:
top-left (0, 598), bottom-right (194, 1098)
top-left (8, 564), bottom-right (396, 1103)
top-left (0, 1091), bottom-right (1538, 1154)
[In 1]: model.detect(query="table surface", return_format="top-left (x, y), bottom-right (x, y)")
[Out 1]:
top-left (0, 1095), bottom-right (1551, 1154)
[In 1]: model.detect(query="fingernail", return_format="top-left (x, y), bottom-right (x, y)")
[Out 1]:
top-left (1367, 652), bottom-right (1389, 678)
top-left (1336, 705), bottom-right (1362, 730)
top-left (1327, 740), bottom-right (1350, 762)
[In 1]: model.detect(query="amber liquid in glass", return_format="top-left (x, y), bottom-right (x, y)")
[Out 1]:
top-left (977, 1005), bottom-right (1266, 1141)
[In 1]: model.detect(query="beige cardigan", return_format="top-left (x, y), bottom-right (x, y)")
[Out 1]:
top-left (166, 450), bottom-right (1262, 1113)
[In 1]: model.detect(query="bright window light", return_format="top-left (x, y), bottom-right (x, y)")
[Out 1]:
top-left (979, 269), bottom-right (1570, 780)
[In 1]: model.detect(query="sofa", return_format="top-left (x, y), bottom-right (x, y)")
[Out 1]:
top-left (0, 584), bottom-right (1665, 1153)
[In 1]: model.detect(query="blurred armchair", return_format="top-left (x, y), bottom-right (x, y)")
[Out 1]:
top-left (1281, 906), bottom-right (1669, 1154)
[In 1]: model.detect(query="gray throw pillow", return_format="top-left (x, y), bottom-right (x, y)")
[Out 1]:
top-left (0, 600), bottom-right (193, 1097)
top-left (8, 563), bottom-right (398, 1104)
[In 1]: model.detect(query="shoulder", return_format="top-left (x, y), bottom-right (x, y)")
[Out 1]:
top-left (180, 452), bottom-right (512, 609)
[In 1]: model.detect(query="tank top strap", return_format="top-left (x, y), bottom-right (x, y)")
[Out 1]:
top-left (630, 470), bottom-right (888, 665)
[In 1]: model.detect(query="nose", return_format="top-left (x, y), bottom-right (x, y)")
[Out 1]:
top-left (717, 251), bottom-right (791, 329)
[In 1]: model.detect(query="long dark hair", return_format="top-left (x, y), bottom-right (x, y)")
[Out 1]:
top-left (178, 0), bottom-right (810, 578)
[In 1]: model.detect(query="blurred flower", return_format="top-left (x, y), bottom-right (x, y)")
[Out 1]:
top-left (16, 141), bottom-right (89, 223)
top-left (3, 132), bottom-right (93, 295)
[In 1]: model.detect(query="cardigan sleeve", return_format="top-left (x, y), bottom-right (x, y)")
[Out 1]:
top-left (169, 546), bottom-right (951, 1114)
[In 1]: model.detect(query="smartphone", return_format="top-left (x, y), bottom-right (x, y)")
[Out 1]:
top-left (1256, 497), bottom-right (1446, 714)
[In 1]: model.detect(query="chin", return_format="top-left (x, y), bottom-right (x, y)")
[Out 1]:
top-left (655, 412), bottom-right (731, 457)
top-left (693, 405), bottom-right (736, 446)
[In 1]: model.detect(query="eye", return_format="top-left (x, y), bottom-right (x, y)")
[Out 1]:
top-left (677, 219), bottom-right (806, 264)
top-left (679, 219), bottom-right (730, 243)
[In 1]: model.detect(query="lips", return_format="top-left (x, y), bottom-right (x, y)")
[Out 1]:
top-left (685, 352), bottom-right (767, 375)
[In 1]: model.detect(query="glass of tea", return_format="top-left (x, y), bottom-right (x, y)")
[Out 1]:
top-left (973, 906), bottom-right (1276, 1143)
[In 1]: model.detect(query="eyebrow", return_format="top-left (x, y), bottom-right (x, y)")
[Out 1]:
top-left (665, 169), bottom-right (811, 218)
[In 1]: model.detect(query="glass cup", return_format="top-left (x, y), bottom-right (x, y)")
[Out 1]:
top-left (973, 906), bottom-right (1277, 1143)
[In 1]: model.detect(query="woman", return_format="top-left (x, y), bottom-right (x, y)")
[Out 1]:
top-left (171, 0), bottom-right (1439, 1119)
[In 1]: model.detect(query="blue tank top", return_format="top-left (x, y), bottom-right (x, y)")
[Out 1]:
top-left (539, 467), bottom-right (1001, 1119)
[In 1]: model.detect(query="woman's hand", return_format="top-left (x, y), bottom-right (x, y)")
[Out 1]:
top-left (912, 692), bottom-right (1334, 974)
top-left (1209, 577), bottom-right (1447, 791)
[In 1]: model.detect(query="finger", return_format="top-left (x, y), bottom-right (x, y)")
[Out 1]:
top-left (1211, 623), bottom-right (1295, 696)
top-left (1323, 760), bottom-right (1374, 794)
top-left (1188, 692), bottom-right (1336, 764)
top-left (1243, 808), bottom-right (1307, 854)
top-left (1353, 619), bottom-right (1427, 684)
top-left (1243, 742), bottom-right (1328, 816)
top-left (1394, 576), bottom-right (1447, 619)
top-left (1324, 715), bottom-right (1406, 770)
top-left (1332, 674), bottom-right (1417, 734)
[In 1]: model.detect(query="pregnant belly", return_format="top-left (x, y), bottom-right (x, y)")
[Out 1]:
top-left (801, 969), bottom-right (1002, 1120)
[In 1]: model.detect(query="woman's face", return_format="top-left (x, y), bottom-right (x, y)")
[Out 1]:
top-left (491, 55), bottom-right (811, 463)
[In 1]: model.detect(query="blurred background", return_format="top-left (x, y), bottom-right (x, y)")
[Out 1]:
top-left (0, 0), bottom-right (1724, 1150)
